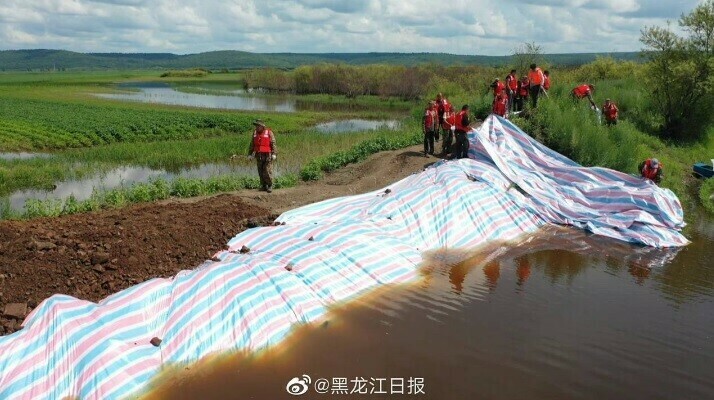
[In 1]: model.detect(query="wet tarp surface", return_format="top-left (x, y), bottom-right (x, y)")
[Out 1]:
top-left (0, 116), bottom-right (686, 399)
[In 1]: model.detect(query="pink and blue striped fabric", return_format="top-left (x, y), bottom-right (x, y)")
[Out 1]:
top-left (471, 116), bottom-right (687, 247)
top-left (0, 115), bottom-right (686, 399)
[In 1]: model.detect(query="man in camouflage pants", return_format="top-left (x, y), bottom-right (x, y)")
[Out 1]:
top-left (248, 119), bottom-right (277, 192)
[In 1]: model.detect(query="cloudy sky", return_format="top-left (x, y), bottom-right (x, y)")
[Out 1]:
top-left (0, 0), bottom-right (704, 55)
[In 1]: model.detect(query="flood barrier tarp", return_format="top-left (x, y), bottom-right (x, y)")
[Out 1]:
top-left (0, 115), bottom-right (687, 399)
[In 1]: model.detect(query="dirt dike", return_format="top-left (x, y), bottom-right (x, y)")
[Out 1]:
top-left (0, 144), bottom-right (442, 335)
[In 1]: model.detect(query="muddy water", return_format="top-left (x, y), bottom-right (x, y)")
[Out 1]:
top-left (314, 119), bottom-right (401, 134)
top-left (144, 220), bottom-right (714, 400)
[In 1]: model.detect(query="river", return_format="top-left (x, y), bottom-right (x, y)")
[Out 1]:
top-left (144, 212), bottom-right (714, 400)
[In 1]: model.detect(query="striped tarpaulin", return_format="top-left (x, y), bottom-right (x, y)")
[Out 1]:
top-left (0, 115), bottom-right (686, 399)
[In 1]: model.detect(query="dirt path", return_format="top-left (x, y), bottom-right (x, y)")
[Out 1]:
top-left (0, 144), bottom-right (443, 335)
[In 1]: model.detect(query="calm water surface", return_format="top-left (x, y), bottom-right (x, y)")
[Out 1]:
top-left (144, 218), bottom-right (714, 400)
top-left (3, 161), bottom-right (297, 212)
top-left (314, 119), bottom-right (401, 133)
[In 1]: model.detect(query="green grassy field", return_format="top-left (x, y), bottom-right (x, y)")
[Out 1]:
top-left (2, 65), bottom-right (713, 220)
top-left (0, 70), bottom-right (422, 218)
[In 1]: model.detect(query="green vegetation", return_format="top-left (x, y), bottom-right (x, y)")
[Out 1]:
top-left (300, 130), bottom-right (421, 180)
top-left (701, 179), bottom-right (714, 214)
top-left (160, 69), bottom-right (211, 78)
top-left (639, 0), bottom-right (714, 140)
top-left (0, 49), bottom-right (642, 71)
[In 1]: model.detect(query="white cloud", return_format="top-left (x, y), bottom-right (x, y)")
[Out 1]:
top-left (0, 0), bottom-right (703, 55)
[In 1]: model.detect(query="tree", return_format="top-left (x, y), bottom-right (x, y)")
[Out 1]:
top-left (640, 0), bottom-right (714, 140)
top-left (511, 42), bottom-right (544, 75)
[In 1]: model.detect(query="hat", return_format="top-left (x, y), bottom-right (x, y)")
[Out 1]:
top-left (252, 119), bottom-right (265, 127)
top-left (651, 158), bottom-right (659, 167)
top-left (605, 98), bottom-right (611, 101)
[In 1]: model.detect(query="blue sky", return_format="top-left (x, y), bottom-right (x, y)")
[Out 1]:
top-left (0, 0), bottom-right (704, 55)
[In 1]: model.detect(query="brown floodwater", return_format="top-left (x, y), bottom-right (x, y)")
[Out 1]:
top-left (143, 216), bottom-right (714, 400)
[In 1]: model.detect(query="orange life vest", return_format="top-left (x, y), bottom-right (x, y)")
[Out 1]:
top-left (492, 94), bottom-right (508, 117)
top-left (572, 84), bottom-right (591, 98)
top-left (253, 129), bottom-right (273, 153)
top-left (641, 159), bottom-right (662, 180)
top-left (442, 111), bottom-right (456, 130)
top-left (603, 102), bottom-right (618, 120)
top-left (518, 79), bottom-right (530, 97)
top-left (543, 75), bottom-right (551, 90)
top-left (492, 81), bottom-right (505, 96)
top-left (528, 68), bottom-right (544, 86)
top-left (506, 73), bottom-right (518, 91)
top-left (423, 108), bottom-right (436, 130)
top-left (455, 110), bottom-right (469, 131)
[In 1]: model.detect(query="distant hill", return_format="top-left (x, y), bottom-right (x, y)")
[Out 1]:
top-left (0, 49), bottom-right (642, 71)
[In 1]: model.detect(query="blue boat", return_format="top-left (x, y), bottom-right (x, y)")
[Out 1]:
top-left (693, 162), bottom-right (714, 178)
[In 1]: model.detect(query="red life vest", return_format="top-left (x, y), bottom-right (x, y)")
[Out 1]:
top-left (572, 84), bottom-right (591, 98)
top-left (455, 110), bottom-right (469, 131)
top-left (493, 94), bottom-right (508, 117)
top-left (253, 129), bottom-right (272, 153)
top-left (506, 73), bottom-right (518, 91)
top-left (493, 81), bottom-right (505, 96)
top-left (528, 68), bottom-right (544, 85)
top-left (603, 102), bottom-right (618, 120)
top-left (442, 111), bottom-right (456, 130)
top-left (543, 75), bottom-right (551, 90)
top-left (518, 79), bottom-right (530, 97)
top-left (423, 108), bottom-right (436, 130)
top-left (641, 159), bottom-right (662, 180)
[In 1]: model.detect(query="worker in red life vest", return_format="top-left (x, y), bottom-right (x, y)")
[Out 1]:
top-left (639, 158), bottom-right (663, 184)
top-left (516, 76), bottom-right (530, 112)
top-left (528, 63), bottom-right (545, 108)
top-left (247, 119), bottom-right (277, 192)
top-left (505, 69), bottom-right (518, 112)
top-left (492, 90), bottom-right (509, 118)
top-left (489, 78), bottom-right (505, 97)
top-left (543, 70), bottom-right (551, 92)
top-left (453, 104), bottom-right (472, 159)
top-left (435, 93), bottom-right (450, 142)
top-left (571, 84), bottom-right (597, 109)
top-left (602, 98), bottom-right (619, 126)
top-left (441, 103), bottom-right (456, 155)
top-left (422, 101), bottom-right (437, 157)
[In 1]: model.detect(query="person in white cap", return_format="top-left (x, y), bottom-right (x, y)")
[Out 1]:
top-left (639, 158), bottom-right (663, 184)
top-left (247, 119), bottom-right (277, 192)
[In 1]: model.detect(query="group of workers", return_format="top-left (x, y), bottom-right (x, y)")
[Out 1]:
top-left (244, 63), bottom-right (661, 193)
top-left (490, 64), bottom-right (551, 117)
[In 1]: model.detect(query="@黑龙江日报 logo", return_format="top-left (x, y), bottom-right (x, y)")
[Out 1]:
top-left (286, 375), bottom-right (311, 396)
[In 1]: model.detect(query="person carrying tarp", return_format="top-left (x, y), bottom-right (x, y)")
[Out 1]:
top-left (527, 63), bottom-right (545, 108)
top-left (248, 119), bottom-right (277, 192)
top-left (422, 101), bottom-right (438, 157)
top-left (639, 158), bottom-right (663, 184)
top-left (492, 90), bottom-right (509, 118)
top-left (571, 84), bottom-right (597, 109)
top-left (505, 69), bottom-right (518, 112)
top-left (515, 76), bottom-right (530, 112)
top-left (602, 98), bottom-right (619, 126)
top-left (441, 103), bottom-right (456, 155)
top-left (453, 105), bottom-right (472, 159)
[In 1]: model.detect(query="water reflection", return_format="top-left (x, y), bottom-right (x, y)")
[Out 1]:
top-left (5, 161), bottom-right (297, 212)
top-left (97, 86), bottom-right (299, 112)
top-left (313, 119), bottom-right (401, 133)
top-left (0, 152), bottom-right (53, 161)
top-left (145, 220), bottom-right (714, 400)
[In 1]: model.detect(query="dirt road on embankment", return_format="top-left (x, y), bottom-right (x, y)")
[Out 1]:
top-left (0, 144), bottom-right (440, 335)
